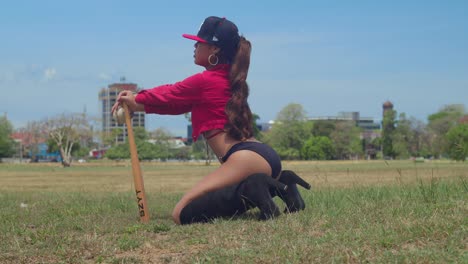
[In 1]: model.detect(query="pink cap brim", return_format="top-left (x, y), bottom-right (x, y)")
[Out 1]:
top-left (182, 34), bottom-right (208, 43)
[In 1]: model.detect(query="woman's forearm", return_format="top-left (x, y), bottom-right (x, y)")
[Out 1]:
top-left (134, 103), bottom-right (145, 112)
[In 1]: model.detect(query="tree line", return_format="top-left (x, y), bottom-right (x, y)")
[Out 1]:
top-left (0, 103), bottom-right (466, 167)
top-left (264, 103), bottom-right (467, 161)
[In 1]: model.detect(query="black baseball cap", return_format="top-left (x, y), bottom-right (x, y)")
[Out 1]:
top-left (183, 16), bottom-right (240, 56)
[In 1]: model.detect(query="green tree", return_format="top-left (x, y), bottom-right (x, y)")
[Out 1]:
top-left (105, 143), bottom-right (130, 160)
top-left (312, 120), bottom-right (336, 138)
top-left (173, 146), bottom-right (191, 161)
top-left (105, 127), bottom-right (175, 161)
top-left (382, 109), bottom-right (396, 159)
top-left (131, 127), bottom-right (159, 160)
top-left (263, 103), bottom-right (311, 160)
top-left (101, 128), bottom-right (122, 147)
top-left (47, 138), bottom-right (80, 156)
top-left (428, 104), bottom-right (465, 123)
top-left (427, 104), bottom-right (465, 158)
top-left (446, 123), bottom-right (468, 161)
top-left (133, 127), bottom-right (148, 141)
top-left (190, 139), bottom-right (211, 160)
top-left (0, 115), bottom-right (15, 158)
top-left (276, 103), bottom-right (307, 123)
top-left (392, 113), bottom-right (412, 159)
top-left (408, 117), bottom-right (431, 158)
top-left (392, 113), bottom-right (432, 159)
top-left (19, 121), bottom-right (47, 161)
top-left (148, 128), bottom-right (173, 161)
top-left (136, 141), bottom-right (159, 160)
top-left (330, 121), bottom-right (363, 159)
top-left (73, 145), bottom-right (90, 159)
top-left (45, 113), bottom-right (92, 167)
top-left (300, 136), bottom-right (334, 160)
top-left (252, 113), bottom-right (262, 140)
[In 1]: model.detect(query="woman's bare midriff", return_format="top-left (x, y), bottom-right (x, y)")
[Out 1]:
top-left (203, 129), bottom-right (261, 164)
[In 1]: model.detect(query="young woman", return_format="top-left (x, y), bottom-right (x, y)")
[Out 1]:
top-left (112, 16), bottom-right (310, 224)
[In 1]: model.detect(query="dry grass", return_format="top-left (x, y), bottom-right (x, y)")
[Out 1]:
top-left (0, 160), bottom-right (466, 263)
top-left (0, 161), bottom-right (212, 193)
top-left (1, 159), bottom-right (466, 192)
top-left (284, 160), bottom-right (467, 188)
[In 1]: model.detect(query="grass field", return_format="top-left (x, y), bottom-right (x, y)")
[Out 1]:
top-left (0, 160), bottom-right (466, 263)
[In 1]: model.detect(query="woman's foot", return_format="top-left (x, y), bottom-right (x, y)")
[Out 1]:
top-left (274, 170), bottom-right (311, 213)
top-left (238, 173), bottom-right (287, 220)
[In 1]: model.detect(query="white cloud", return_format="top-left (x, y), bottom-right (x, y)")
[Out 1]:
top-left (98, 73), bottom-right (111, 80)
top-left (44, 68), bottom-right (57, 81)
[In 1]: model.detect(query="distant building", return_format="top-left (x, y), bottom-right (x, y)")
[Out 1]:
top-left (459, 115), bottom-right (468, 124)
top-left (10, 132), bottom-right (61, 162)
top-left (98, 82), bottom-right (145, 144)
top-left (89, 148), bottom-right (108, 159)
top-left (147, 138), bottom-right (187, 149)
top-left (308, 111), bottom-right (381, 131)
top-left (257, 121), bottom-right (275, 132)
top-left (33, 142), bottom-right (62, 162)
top-left (186, 120), bottom-right (274, 143)
top-left (187, 124), bottom-right (193, 144)
top-left (308, 111), bottom-right (381, 159)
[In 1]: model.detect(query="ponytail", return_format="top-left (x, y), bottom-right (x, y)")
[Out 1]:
top-left (225, 36), bottom-right (254, 141)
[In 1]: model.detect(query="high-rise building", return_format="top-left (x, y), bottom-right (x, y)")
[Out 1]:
top-left (98, 82), bottom-right (145, 144)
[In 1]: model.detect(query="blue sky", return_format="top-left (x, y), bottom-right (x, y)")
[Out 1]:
top-left (1, 1), bottom-right (467, 136)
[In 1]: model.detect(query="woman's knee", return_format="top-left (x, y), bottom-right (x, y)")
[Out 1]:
top-left (172, 206), bottom-right (182, 225)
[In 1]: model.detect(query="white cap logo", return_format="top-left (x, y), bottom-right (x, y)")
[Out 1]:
top-left (212, 36), bottom-right (218, 42)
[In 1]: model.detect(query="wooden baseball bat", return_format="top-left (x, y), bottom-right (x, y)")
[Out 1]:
top-left (122, 103), bottom-right (150, 223)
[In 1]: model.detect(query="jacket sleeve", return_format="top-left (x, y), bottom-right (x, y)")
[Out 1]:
top-left (143, 104), bottom-right (192, 115)
top-left (135, 73), bottom-right (203, 115)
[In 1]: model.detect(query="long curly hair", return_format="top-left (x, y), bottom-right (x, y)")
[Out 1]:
top-left (224, 36), bottom-right (254, 141)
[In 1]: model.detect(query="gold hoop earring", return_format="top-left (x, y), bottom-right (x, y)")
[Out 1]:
top-left (208, 54), bottom-right (219, 66)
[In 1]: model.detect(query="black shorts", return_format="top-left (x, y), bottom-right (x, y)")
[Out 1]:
top-left (221, 141), bottom-right (282, 178)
